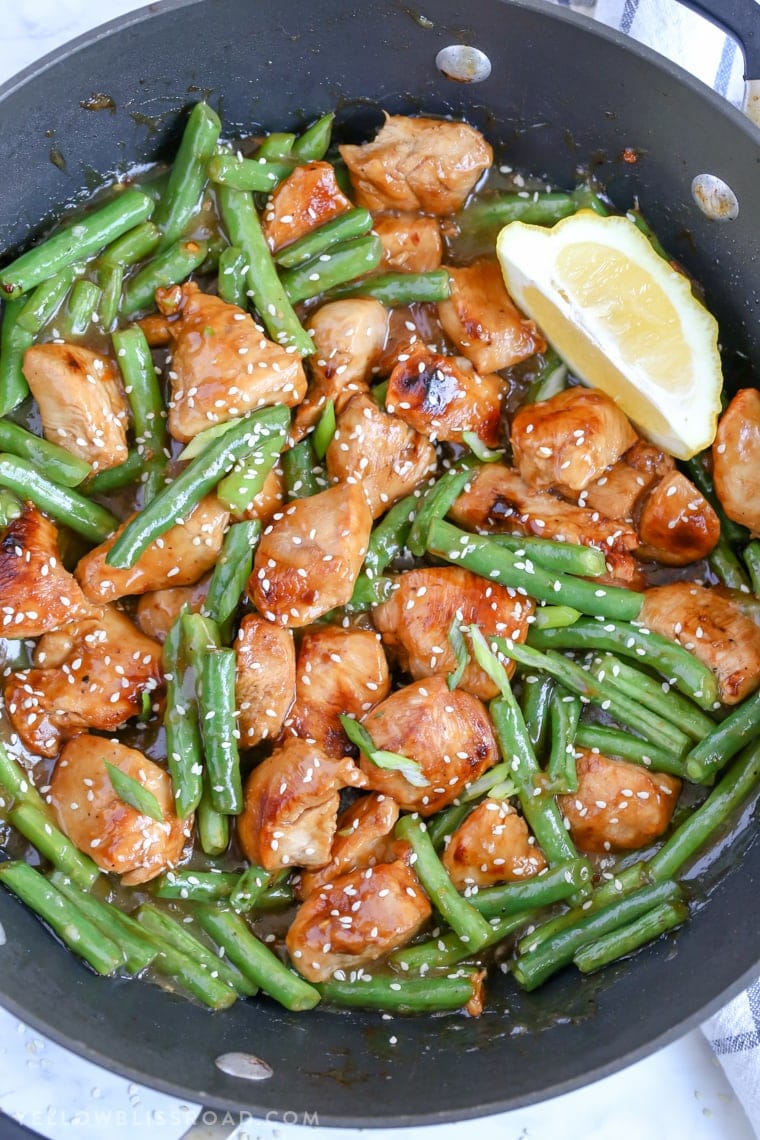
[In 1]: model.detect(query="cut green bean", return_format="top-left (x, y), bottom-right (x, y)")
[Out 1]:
top-left (155, 101), bottom-right (221, 250)
top-left (395, 814), bottom-right (493, 949)
top-left (574, 899), bottom-right (689, 973)
top-left (208, 153), bottom-right (296, 192)
top-left (275, 208), bottom-right (373, 269)
top-left (317, 971), bottom-right (480, 1013)
top-left (527, 618), bottom-right (719, 710)
top-left (546, 688), bottom-right (582, 793)
top-left (149, 933), bottom-right (238, 1009)
top-left (489, 533), bottom-right (607, 578)
top-left (162, 615), bottom-right (204, 819)
top-left (257, 132), bottom-right (295, 158)
top-left (195, 906), bottom-right (320, 1011)
top-left (472, 858), bottom-right (593, 920)
top-left (323, 267), bottom-right (451, 306)
top-left (0, 862), bottom-right (122, 976)
top-left (217, 184), bottom-right (314, 356)
top-left (0, 189), bottom-right (155, 298)
top-left (590, 653), bottom-right (715, 741)
top-left (281, 234), bottom-right (383, 305)
top-left (229, 864), bottom-right (270, 912)
top-left (362, 492), bottom-right (418, 579)
top-left (49, 873), bottom-right (158, 974)
top-left (9, 803), bottom-right (101, 889)
top-left (199, 648), bottom-right (242, 814)
top-left (0, 453), bottom-right (117, 542)
top-left (282, 437), bottom-right (322, 499)
top-left (574, 724), bottom-right (686, 777)
top-left (685, 690), bottom-right (760, 784)
top-left (408, 467), bottom-right (474, 557)
top-left (709, 534), bottom-right (751, 591)
top-left (745, 541), bottom-right (760, 596)
top-left (216, 415), bottom-right (287, 514)
top-left (136, 903), bottom-right (256, 996)
top-left (312, 399), bottom-right (336, 459)
top-left (96, 262), bottom-right (123, 329)
top-left (0, 420), bottom-right (90, 487)
top-left (154, 870), bottom-right (240, 901)
top-left (58, 278), bottom-right (102, 337)
top-left (0, 742), bottom-right (52, 817)
top-left (0, 298), bottom-right (33, 414)
top-left (291, 112), bottom-right (335, 161)
top-left (17, 268), bottom-right (74, 333)
top-left (392, 910), bottom-right (530, 971)
top-left (106, 405), bottom-right (289, 568)
top-left (197, 791), bottom-right (229, 855)
top-left (520, 673), bottom-right (554, 759)
top-left (0, 486), bottom-right (22, 528)
top-left (99, 220), bottom-right (162, 268)
top-left (121, 238), bottom-right (208, 316)
top-left (217, 245), bottom-right (248, 307)
top-left (521, 348), bottom-right (568, 407)
top-left (112, 325), bottom-right (168, 501)
top-left (85, 449), bottom-right (143, 495)
top-left (533, 604), bottom-right (583, 629)
top-left (203, 519), bottom-right (260, 638)
top-left (458, 192), bottom-right (577, 235)
top-left (428, 519), bottom-right (643, 622)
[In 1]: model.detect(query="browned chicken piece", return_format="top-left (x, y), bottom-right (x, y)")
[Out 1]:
top-left (374, 304), bottom-right (448, 376)
top-left (22, 343), bottom-right (128, 472)
top-left (511, 387), bottom-right (638, 494)
top-left (157, 282), bottom-right (306, 442)
top-left (438, 260), bottom-right (545, 374)
top-left (558, 748), bottom-right (680, 854)
top-left (372, 566), bottom-right (534, 699)
top-left (240, 464), bottom-right (286, 523)
top-left (325, 392), bottom-right (437, 518)
top-left (639, 583), bottom-right (760, 705)
top-left (636, 470), bottom-right (719, 566)
top-left (76, 493), bottom-right (229, 603)
top-left (339, 114), bottom-right (492, 216)
top-left (283, 625), bottom-right (391, 756)
top-left (286, 859), bottom-right (431, 982)
top-left (135, 576), bottom-right (210, 643)
top-left (442, 799), bottom-right (547, 889)
top-left (712, 388), bottom-right (760, 534)
top-left (49, 735), bottom-right (188, 885)
top-left (250, 481), bottom-right (372, 626)
top-left (297, 792), bottom-right (399, 897)
top-left (449, 463), bottom-right (642, 587)
top-left (4, 605), bottom-right (162, 758)
top-left (237, 737), bottom-right (367, 871)
top-left (373, 213), bottom-right (443, 273)
top-left (581, 440), bottom-right (674, 522)
top-left (235, 614), bottom-right (296, 747)
top-left (293, 299), bottom-right (389, 439)
top-left (262, 161), bottom-right (353, 252)
top-left (0, 506), bottom-right (90, 638)
top-left (386, 346), bottom-right (506, 448)
top-left (359, 674), bottom-right (499, 815)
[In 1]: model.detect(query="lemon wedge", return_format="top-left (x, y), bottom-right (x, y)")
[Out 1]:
top-left (496, 211), bottom-right (722, 459)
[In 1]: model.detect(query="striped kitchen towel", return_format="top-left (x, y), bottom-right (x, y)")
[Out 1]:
top-left (703, 981), bottom-right (760, 1136)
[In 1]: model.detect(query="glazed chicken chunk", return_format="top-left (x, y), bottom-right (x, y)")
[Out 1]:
top-left (49, 735), bottom-right (188, 885)
top-left (283, 625), bottom-right (391, 757)
top-left (235, 614), bottom-right (296, 747)
top-left (385, 346), bottom-right (506, 448)
top-left (158, 282), bottom-right (307, 442)
top-left (373, 213), bottom-right (443, 273)
top-left (262, 160), bottom-right (352, 252)
top-left (712, 388), bottom-right (760, 534)
top-left (22, 343), bottom-right (128, 472)
top-left (635, 470), bottom-right (719, 566)
top-left (359, 674), bottom-right (499, 815)
top-left (0, 506), bottom-right (89, 638)
top-left (297, 792), bottom-right (399, 897)
top-left (640, 583), bottom-right (760, 704)
top-left (325, 391), bottom-right (436, 517)
top-left (76, 494), bottom-right (229, 603)
top-left (339, 114), bottom-right (493, 215)
top-left (372, 566), bottom-right (534, 699)
top-left (581, 440), bottom-right (675, 523)
top-left (510, 387), bottom-right (638, 494)
top-left (442, 799), bottom-right (547, 889)
top-left (286, 859), bottom-right (431, 982)
top-left (4, 605), bottom-right (162, 758)
top-left (438, 259), bottom-right (545, 373)
top-left (237, 737), bottom-right (368, 871)
top-left (558, 749), bottom-right (681, 854)
top-left (250, 480), bottom-right (372, 625)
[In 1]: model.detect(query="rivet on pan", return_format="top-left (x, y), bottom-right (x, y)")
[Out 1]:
top-left (215, 1052), bottom-right (273, 1081)
top-left (691, 174), bottom-right (739, 221)
top-left (435, 45), bottom-right (492, 84)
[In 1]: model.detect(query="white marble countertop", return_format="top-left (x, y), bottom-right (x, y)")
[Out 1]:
top-left (0, 2), bottom-right (756, 1139)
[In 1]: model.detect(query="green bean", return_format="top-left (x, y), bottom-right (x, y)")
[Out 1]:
top-left (574, 899), bottom-right (689, 973)
top-left (148, 932), bottom-right (237, 1009)
top-left (58, 278), bottom-right (102, 337)
top-left (257, 132), bottom-right (295, 159)
top-left (574, 724), bottom-right (687, 777)
top-left (572, 184), bottom-right (610, 216)
top-left (0, 862), bottom-right (123, 976)
top-left (121, 238), bottom-right (208, 316)
top-left (282, 437), bottom-right (322, 499)
top-left (317, 971), bottom-right (481, 1013)
top-left (520, 348), bottom-right (568, 407)
top-left (407, 467), bottom-right (474, 557)
top-left (0, 420), bottom-right (90, 487)
top-left (0, 454), bottom-right (117, 542)
top-left (395, 814), bottom-right (493, 949)
top-left (685, 690), bottom-right (760, 784)
top-left (208, 153), bottom-right (296, 192)
top-left (162, 615), bottom-right (204, 819)
top-left (195, 906), bottom-right (320, 1011)
top-left (136, 903), bottom-right (256, 996)
top-left (520, 673), bottom-right (554, 759)
top-left (546, 688), bottom-right (582, 793)
top-left (217, 184), bottom-right (314, 356)
top-left (745, 541), bottom-right (760, 596)
top-left (229, 864), bottom-right (270, 913)
top-left (0, 742), bottom-right (53, 817)
top-left (275, 208), bottom-right (373, 269)
top-left (85, 449), bottom-right (143, 494)
top-left (489, 533), bottom-right (607, 578)
top-left (362, 492), bottom-right (419, 579)
top-left (459, 192), bottom-right (576, 235)
top-left (199, 649), bottom-right (242, 814)
top-left (9, 803), bottom-right (101, 889)
top-left (216, 415), bottom-right (287, 514)
top-left (281, 234), bottom-right (383, 305)
top-left (0, 487), bottom-right (22, 528)
top-left (312, 399), bottom-right (336, 460)
top-left (533, 605), bottom-right (582, 629)
top-left (527, 618), bottom-right (719, 710)
top-left (49, 872), bottom-right (158, 974)
top-left (112, 325), bottom-right (168, 501)
top-left (0, 190), bottom-right (155, 299)
top-left (106, 405), bottom-right (289, 568)
top-left (0, 298), bottom-right (33, 414)
top-left (590, 653), bottom-right (715, 741)
top-left (428, 520), bottom-right (643, 622)
top-left (339, 573), bottom-right (392, 614)
top-left (685, 455), bottom-right (747, 548)
top-left (323, 267), bottom-right (451, 306)
top-left (204, 518), bottom-right (260, 637)
top-left (96, 262), bottom-right (123, 329)
top-left (392, 910), bottom-right (530, 971)
top-left (16, 268), bottom-right (75, 333)
top-left (709, 535), bottom-right (751, 591)
top-left (217, 245), bottom-right (248, 307)
top-left (471, 858), bottom-right (592, 920)
top-left (512, 879), bottom-right (683, 990)
top-left (291, 112), bottom-right (335, 161)
top-left (99, 220), bottom-right (162, 268)
top-left (154, 101), bottom-right (221, 250)
top-left (154, 870), bottom-right (240, 901)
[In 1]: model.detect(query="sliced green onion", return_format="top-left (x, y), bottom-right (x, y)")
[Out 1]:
top-left (461, 430), bottom-right (504, 462)
top-left (338, 714), bottom-right (428, 787)
top-left (105, 761), bottom-right (163, 823)
top-left (447, 617), bottom-right (470, 691)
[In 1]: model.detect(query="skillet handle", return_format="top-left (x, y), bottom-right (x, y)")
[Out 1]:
top-left (674, 0), bottom-right (760, 79)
